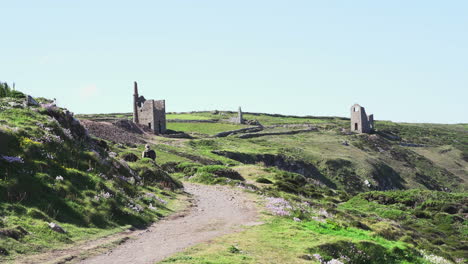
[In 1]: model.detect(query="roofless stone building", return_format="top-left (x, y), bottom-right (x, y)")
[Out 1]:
top-left (132, 82), bottom-right (166, 134)
top-left (350, 104), bottom-right (374, 134)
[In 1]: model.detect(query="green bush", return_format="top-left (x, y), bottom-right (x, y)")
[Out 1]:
top-left (0, 82), bottom-right (24, 98)
top-left (186, 165), bottom-right (245, 185)
top-left (255, 177), bottom-right (273, 184)
top-left (309, 240), bottom-right (421, 264)
top-left (9, 91), bottom-right (25, 99)
top-left (120, 151), bottom-right (139, 162)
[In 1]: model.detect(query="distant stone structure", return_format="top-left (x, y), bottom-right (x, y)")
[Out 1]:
top-left (237, 107), bottom-right (244, 124)
top-left (350, 104), bottom-right (374, 133)
top-left (132, 82), bottom-right (166, 134)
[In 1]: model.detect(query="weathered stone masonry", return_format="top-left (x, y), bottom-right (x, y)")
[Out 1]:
top-left (350, 104), bottom-right (374, 133)
top-left (133, 82), bottom-right (166, 134)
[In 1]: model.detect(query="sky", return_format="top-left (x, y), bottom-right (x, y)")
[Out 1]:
top-left (1, 1), bottom-right (467, 123)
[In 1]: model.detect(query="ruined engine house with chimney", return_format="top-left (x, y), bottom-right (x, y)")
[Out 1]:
top-left (133, 82), bottom-right (166, 134)
top-left (350, 104), bottom-right (374, 134)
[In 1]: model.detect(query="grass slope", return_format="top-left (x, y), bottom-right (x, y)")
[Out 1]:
top-left (2, 98), bottom-right (467, 263)
top-left (0, 98), bottom-right (182, 261)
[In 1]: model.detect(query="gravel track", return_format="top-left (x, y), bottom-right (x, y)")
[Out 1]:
top-left (79, 183), bottom-right (259, 264)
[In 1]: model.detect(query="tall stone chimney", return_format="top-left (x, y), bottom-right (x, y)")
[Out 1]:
top-left (133, 81), bottom-right (139, 123)
top-left (238, 106), bottom-right (244, 124)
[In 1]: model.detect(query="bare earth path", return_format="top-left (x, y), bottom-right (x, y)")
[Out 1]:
top-left (79, 183), bottom-right (259, 264)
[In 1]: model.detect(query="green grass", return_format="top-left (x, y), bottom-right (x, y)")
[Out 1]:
top-left (166, 114), bottom-right (215, 120)
top-left (339, 190), bottom-right (468, 260)
top-left (167, 122), bottom-right (247, 135)
top-left (242, 113), bottom-right (347, 126)
top-left (161, 218), bottom-right (428, 264)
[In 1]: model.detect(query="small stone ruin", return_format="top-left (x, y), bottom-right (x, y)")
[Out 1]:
top-left (132, 81), bottom-right (166, 134)
top-left (350, 104), bottom-right (374, 133)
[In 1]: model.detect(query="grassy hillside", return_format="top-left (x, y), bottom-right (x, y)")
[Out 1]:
top-left (77, 111), bottom-right (467, 263)
top-left (0, 97), bottom-right (182, 261)
top-left (1, 93), bottom-right (466, 263)
top-left (80, 111), bottom-right (467, 193)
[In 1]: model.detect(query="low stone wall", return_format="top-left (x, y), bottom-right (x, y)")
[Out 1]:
top-left (213, 126), bottom-right (264, 138)
top-left (237, 128), bottom-right (318, 139)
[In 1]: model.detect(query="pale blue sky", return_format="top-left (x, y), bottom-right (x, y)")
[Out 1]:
top-left (1, 1), bottom-right (467, 123)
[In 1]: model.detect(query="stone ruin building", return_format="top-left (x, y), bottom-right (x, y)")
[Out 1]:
top-left (237, 106), bottom-right (244, 124)
top-left (350, 104), bottom-right (374, 133)
top-left (132, 82), bottom-right (166, 134)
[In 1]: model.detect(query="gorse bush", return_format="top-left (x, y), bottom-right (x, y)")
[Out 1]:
top-left (0, 82), bottom-right (25, 98)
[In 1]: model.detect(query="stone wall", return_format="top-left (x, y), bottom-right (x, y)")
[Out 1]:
top-left (153, 100), bottom-right (166, 134)
top-left (138, 100), bottom-right (156, 132)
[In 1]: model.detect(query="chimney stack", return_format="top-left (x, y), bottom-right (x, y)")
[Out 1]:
top-left (133, 81), bottom-right (139, 123)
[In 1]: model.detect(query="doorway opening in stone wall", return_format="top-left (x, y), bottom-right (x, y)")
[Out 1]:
top-left (148, 123), bottom-right (152, 130)
top-left (354, 123), bottom-right (358, 131)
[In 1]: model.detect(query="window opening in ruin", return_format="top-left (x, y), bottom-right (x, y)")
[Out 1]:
top-left (354, 123), bottom-right (358, 130)
top-left (354, 107), bottom-right (359, 112)
top-left (148, 123), bottom-right (151, 129)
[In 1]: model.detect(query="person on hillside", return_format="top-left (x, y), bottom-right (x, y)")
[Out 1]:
top-left (142, 144), bottom-right (156, 161)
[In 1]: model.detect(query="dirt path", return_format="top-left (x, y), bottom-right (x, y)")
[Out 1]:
top-left (76, 183), bottom-right (259, 264)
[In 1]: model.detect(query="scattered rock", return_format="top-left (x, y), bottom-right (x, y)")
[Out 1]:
top-left (80, 119), bottom-right (145, 144)
top-left (8, 101), bottom-right (23, 108)
top-left (299, 254), bottom-right (313, 260)
top-left (122, 152), bottom-right (139, 162)
top-left (95, 139), bottom-right (109, 151)
top-left (0, 247), bottom-right (8, 256)
top-left (244, 119), bottom-right (261, 126)
top-left (25, 95), bottom-right (39, 106)
top-left (0, 226), bottom-right (29, 240)
top-left (49, 222), bottom-right (66, 233)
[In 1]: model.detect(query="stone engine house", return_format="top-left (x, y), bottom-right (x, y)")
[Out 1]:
top-left (132, 82), bottom-right (166, 134)
top-left (350, 104), bottom-right (374, 133)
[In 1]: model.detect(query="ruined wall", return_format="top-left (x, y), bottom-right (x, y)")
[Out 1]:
top-left (368, 114), bottom-right (374, 130)
top-left (139, 100), bottom-right (156, 132)
top-left (136, 99), bottom-right (166, 134)
top-left (153, 100), bottom-right (166, 134)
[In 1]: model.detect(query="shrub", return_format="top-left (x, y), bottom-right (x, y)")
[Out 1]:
top-left (175, 162), bottom-right (201, 176)
top-left (255, 177), bottom-right (273, 184)
top-left (309, 240), bottom-right (419, 264)
top-left (27, 208), bottom-right (51, 221)
top-left (9, 91), bottom-right (25, 99)
top-left (186, 165), bottom-right (245, 185)
top-left (130, 159), bottom-right (182, 190)
top-left (120, 151), bottom-right (139, 162)
top-left (197, 165), bottom-right (244, 181)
